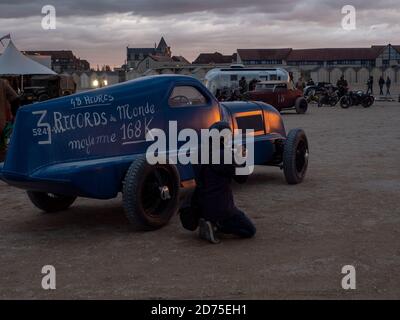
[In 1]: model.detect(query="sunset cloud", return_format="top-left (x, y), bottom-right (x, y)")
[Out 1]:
top-left (0, 0), bottom-right (398, 67)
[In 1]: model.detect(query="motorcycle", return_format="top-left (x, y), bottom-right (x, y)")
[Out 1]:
top-left (317, 87), bottom-right (339, 107)
top-left (340, 91), bottom-right (374, 108)
top-left (305, 89), bottom-right (321, 104)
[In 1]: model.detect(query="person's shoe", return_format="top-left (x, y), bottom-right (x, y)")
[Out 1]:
top-left (198, 218), bottom-right (220, 244)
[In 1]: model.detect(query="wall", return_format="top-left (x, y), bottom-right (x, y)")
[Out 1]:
top-left (64, 71), bottom-right (120, 90)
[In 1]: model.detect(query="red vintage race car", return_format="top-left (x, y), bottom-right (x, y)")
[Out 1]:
top-left (244, 80), bottom-right (308, 114)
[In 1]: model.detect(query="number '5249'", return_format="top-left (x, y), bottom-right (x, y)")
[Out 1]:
top-left (32, 127), bottom-right (50, 136)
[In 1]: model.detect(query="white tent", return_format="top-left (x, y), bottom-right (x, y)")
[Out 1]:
top-left (0, 40), bottom-right (56, 76)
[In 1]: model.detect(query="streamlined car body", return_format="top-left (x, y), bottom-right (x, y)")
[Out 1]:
top-left (0, 75), bottom-right (309, 230)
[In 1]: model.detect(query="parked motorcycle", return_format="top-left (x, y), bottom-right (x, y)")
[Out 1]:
top-left (340, 91), bottom-right (374, 108)
top-left (305, 89), bottom-right (321, 104)
top-left (317, 86), bottom-right (339, 107)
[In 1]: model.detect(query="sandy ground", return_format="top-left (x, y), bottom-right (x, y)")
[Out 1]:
top-left (0, 101), bottom-right (399, 299)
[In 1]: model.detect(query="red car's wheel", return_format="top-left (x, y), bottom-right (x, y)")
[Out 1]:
top-left (295, 97), bottom-right (308, 114)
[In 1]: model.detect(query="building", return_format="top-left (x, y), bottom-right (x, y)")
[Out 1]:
top-left (237, 48), bottom-right (292, 66)
top-left (23, 50), bottom-right (91, 73)
top-left (237, 44), bottom-right (400, 69)
top-left (126, 37), bottom-right (171, 69)
top-left (192, 52), bottom-right (237, 65)
top-left (135, 54), bottom-right (190, 73)
top-left (236, 44), bottom-right (400, 91)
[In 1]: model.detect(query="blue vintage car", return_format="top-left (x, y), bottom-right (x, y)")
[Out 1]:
top-left (0, 75), bottom-right (309, 230)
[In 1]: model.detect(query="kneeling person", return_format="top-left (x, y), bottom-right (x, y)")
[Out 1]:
top-left (180, 122), bottom-right (256, 244)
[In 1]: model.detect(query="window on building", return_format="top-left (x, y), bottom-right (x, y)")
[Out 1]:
top-left (169, 86), bottom-right (208, 107)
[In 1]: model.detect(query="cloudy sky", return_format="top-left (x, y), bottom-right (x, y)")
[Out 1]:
top-left (0, 0), bottom-right (399, 68)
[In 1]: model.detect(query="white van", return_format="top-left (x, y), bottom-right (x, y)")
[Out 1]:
top-left (205, 65), bottom-right (290, 95)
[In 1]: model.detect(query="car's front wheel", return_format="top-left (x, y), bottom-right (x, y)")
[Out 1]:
top-left (283, 129), bottom-right (309, 184)
top-left (123, 156), bottom-right (180, 230)
top-left (27, 191), bottom-right (77, 213)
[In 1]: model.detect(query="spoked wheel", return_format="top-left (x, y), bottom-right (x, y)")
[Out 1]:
top-left (330, 96), bottom-right (339, 107)
top-left (283, 129), bottom-right (309, 185)
top-left (340, 96), bottom-right (351, 108)
top-left (123, 156), bottom-right (180, 230)
top-left (27, 191), bottom-right (77, 213)
top-left (362, 96), bottom-right (374, 108)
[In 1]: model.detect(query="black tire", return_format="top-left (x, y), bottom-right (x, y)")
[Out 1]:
top-left (317, 95), bottom-right (324, 108)
top-left (38, 94), bottom-right (50, 102)
top-left (295, 97), bottom-right (308, 114)
top-left (122, 156), bottom-right (180, 230)
top-left (27, 191), bottom-right (76, 213)
top-left (283, 129), bottom-right (309, 185)
top-left (340, 96), bottom-right (351, 108)
top-left (362, 96), bottom-right (374, 108)
top-left (330, 96), bottom-right (339, 107)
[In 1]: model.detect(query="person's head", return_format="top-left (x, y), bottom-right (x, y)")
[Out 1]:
top-left (241, 76), bottom-right (245, 81)
top-left (340, 75), bottom-right (344, 80)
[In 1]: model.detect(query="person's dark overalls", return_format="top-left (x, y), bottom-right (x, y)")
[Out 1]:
top-left (179, 122), bottom-right (256, 244)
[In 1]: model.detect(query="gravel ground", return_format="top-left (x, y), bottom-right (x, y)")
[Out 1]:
top-left (0, 101), bottom-right (399, 299)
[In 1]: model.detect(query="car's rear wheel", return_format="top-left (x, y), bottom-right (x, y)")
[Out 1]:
top-left (283, 129), bottom-right (309, 185)
top-left (27, 191), bottom-right (77, 213)
top-left (295, 97), bottom-right (308, 114)
top-left (123, 156), bottom-right (180, 231)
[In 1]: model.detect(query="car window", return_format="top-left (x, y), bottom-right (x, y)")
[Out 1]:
top-left (169, 86), bottom-right (208, 107)
top-left (235, 111), bottom-right (265, 136)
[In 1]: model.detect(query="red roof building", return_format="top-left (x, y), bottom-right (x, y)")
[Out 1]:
top-left (192, 52), bottom-right (236, 64)
top-left (236, 44), bottom-right (400, 68)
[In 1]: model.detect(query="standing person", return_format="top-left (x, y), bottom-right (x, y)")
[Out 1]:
top-left (0, 78), bottom-right (18, 157)
top-left (296, 77), bottom-right (305, 91)
top-left (248, 78), bottom-right (259, 92)
top-left (366, 76), bottom-right (373, 95)
top-left (378, 76), bottom-right (385, 95)
top-left (386, 76), bottom-right (391, 96)
top-left (179, 122), bottom-right (256, 244)
top-left (239, 77), bottom-right (248, 94)
top-left (336, 75), bottom-right (348, 97)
